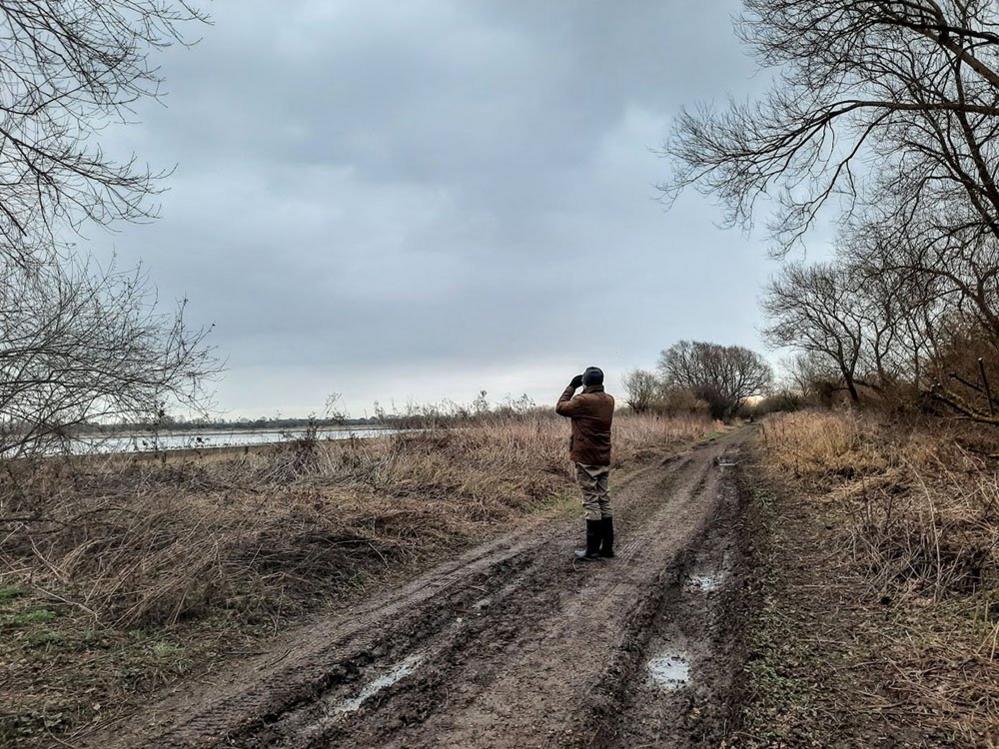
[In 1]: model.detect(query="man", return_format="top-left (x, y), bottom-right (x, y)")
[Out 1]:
top-left (555, 366), bottom-right (614, 561)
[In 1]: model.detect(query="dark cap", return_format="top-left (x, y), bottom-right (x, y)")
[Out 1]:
top-left (582, 366), bottom-right (604, 386)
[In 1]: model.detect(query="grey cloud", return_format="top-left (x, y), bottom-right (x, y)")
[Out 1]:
top-left (92, 0), bottom-right (773, 416)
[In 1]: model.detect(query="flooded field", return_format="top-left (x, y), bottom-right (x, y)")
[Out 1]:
top-left (65, 426), bottom-right (398, 455)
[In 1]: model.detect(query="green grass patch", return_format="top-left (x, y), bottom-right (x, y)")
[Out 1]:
top-left (1, 608), bottom-right (57, 627)
top-left (151, 641), bottom-right (184, 659)
top-left (0, 585), bottom-right (25, 603)
top-left (23, 630), bottom-right (65, 649)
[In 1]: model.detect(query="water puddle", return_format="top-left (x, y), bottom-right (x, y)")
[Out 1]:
top-left (685, 572), bottom-right (723, 592)
top-left (331, 653), bottom-right (425, 715)
top-left (646, 650), bottom-right (691, 690)
top-left (685, 551), bottom-right (732, 593)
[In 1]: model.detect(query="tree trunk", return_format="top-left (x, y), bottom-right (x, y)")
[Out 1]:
top-left (845, 377), bottom-right (860, 404)
top-left (840, 365), bottom-right (861, 404)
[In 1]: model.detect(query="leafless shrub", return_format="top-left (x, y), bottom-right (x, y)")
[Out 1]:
top-left (659, 340), bottom-right (773, 419)
top-left (622, 369), bottom-right (660, 413)
top-left (657, 387), bottom-right (712, 418)
top-left (0, 258), bottom-right (217, 458)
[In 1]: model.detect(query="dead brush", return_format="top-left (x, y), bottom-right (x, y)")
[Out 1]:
top-left (760, 410), bottom-right (999, 741)
top-left (763, 410), bottom-right (998, 599)
top-left (758, 410), bottom-right (893, 481)
top-left (0, 411), bottom-right (716, 629)
top-left (847, 433), bottom-right (998, 600)
top-left (851, 469), bottom-right (997, 598)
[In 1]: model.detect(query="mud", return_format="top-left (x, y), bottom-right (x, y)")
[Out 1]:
top-left (330, 653), bottom-right (425, 715)
top-left (82, 430), bottom-right (754, 749)
top-left (595, 453), bottom-right (751, 748)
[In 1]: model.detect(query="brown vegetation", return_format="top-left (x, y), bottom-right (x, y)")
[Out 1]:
top-left (751, 410), bottom-right (998, 744)
top-left (762, 411), bottom-right (997, 597)
top-left (0, 412), bottom-right (718, 745)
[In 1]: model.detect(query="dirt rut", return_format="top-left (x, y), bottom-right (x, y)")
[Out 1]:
top-left (87, 431), bottom-right (752, 748)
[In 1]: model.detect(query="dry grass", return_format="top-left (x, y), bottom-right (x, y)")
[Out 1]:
top-left (757, 409), bottom-right (999, 743)
top-left (760, 410), bottom-right (997, 597)
top-left (0, 411), bottom-right (716, 745)
top-left (1, 412), bottom-right (714, 627)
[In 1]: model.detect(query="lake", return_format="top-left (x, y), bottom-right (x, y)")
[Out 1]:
top-left (66, 426), bottom-right (399, 455)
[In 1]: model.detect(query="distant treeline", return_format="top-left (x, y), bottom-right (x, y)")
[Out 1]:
top-left (73, 416), bottom-right (381, 435)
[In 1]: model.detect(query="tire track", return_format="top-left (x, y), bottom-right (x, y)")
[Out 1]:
top-left (83, 433), bottom-right (749, 749)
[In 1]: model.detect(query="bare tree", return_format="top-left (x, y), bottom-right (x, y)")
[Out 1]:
top-left (664, 1), bottom-right (999, 255)
top-left (842, 215), bottom-right (954, 384)
top-left (763, 262), bottom-right (868, 402)
top-left (658, 340), bottom-right (772, 419)
top-left (0, 1), bottom-right (208, 266)
top-left (766, 212), bottom-right (999, 417)
top-left (0, 2), bottom-right (215, 456)
top-left (622, 369), bottom-right (661, 413)
top-left (844, 204), bottom-right (999, 351)
top-left (784, 352), bottom-right (841, 402)
top-left (0, 259), bottom-right (216, 457)
top-left (665, 1), bottom-right (999, 418)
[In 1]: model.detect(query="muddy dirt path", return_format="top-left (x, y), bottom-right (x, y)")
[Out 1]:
top-left (87, 430), bottom-right (752, 749)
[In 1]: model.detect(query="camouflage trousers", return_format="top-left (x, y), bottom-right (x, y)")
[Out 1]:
top-left (575, 463), bottom-right (613, 521)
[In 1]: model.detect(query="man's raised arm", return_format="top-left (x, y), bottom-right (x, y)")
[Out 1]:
top-left (556, 374), bottom-right (585, 417)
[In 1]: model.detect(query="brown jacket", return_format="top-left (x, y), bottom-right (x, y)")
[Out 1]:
top-left (556, 384), bottom-right (614, 466)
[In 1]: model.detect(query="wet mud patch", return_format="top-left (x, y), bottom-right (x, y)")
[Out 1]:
top-left (212, 549), bottom-right (547, 749)
top-left (331, 652), bottom-right (425, 715)
top-left (684, 550), bottom-right (730, 593)
top-left (593, 460), bottom-right (752, 748)
top-left (646, 648), bottom-right (692, 690)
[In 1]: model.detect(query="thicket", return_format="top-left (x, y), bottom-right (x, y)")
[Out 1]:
top-left (759, 411), bottom-right (998, 740)
top-left (665, 0), bottom-right (999, 425)
top-left (625, 340), bottom-right (773, 420)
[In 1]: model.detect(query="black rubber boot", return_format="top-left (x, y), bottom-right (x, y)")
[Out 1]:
top-left (598, 516), bottom-right (615, 558)
top-left (574, 519), bottom-right (602, 561)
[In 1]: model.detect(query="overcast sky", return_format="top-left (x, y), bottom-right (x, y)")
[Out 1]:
top-left (93, 0), bottom-right (788, 418)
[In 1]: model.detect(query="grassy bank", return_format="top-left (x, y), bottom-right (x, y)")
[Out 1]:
top-left (0, 412), bottom-right (717, 746)
top-left (739, 411), bottom-right (998, 746)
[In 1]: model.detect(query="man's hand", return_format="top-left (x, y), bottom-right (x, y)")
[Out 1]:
top-left (569, 374), bottom-right (584, 389)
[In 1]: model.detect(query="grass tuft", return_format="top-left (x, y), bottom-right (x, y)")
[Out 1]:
top-left (0, 585), bottom-right (24, 602)
top-left (2, 608), bottom-right (57, 627)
